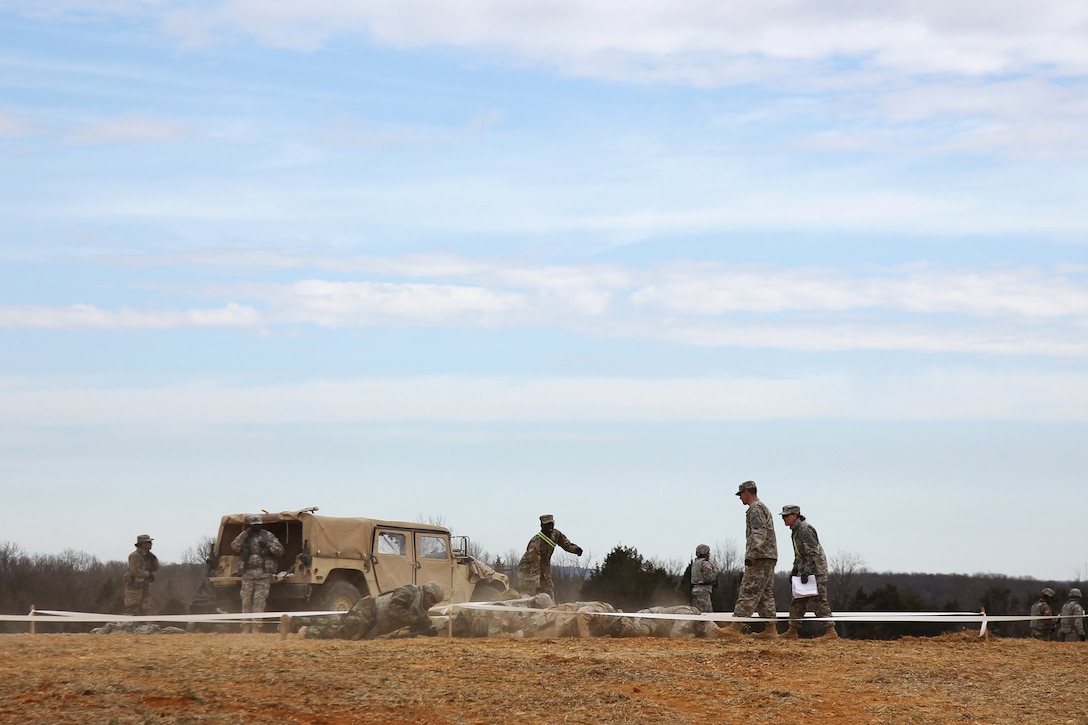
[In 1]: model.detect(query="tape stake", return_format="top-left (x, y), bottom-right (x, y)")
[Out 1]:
top-left (978, 607), bottom-right (988, 638)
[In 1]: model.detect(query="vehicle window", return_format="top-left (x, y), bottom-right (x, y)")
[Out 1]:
top-left (419, 535), bottom-right (448, 560)
top-left (377, 532), bottom-right (406, 556)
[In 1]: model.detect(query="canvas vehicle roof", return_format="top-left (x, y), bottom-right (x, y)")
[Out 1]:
top-left (218, 508), bottom-right (451, 560)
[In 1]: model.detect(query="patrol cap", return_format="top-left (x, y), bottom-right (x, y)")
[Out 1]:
top-left (735, 481), bottom-right (757, 496)
top-left (246, 514), bottom-right (263, 525)
top-left (1042, 587), bottom-right (1055, 598)
top-left (539, 514), bottom-right (555, 525)
top-left (422, 580), bottom-right (445, 602)
top-left (780, 505), bottom-right (801, 517)
top-left (1071, 588), bottom-right (1083, 598)
top-left (135, 534), bottom-right (153, 545)
top-left (695, 544), bottom-right (710, 557)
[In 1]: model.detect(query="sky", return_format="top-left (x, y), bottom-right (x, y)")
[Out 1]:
top-left (2, 1), bottom-right (1087, 583)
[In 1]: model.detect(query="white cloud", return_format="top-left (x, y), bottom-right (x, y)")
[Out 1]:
top-left (0, 303), bottom-right (259, 329)
top-left (3, 370), bottom-right (1088, 426)
top-left (155, 0), bottom-right (1088, 79)
top-left (0, 109), bottom-right (32, 136)
top-left (67, 113), bottom-right (195, 144)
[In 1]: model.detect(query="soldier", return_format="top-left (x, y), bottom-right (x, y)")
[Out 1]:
top-left (280, 581), bottom-right (445, 640)
top-left (512, 600), bottom-right (616, 638)
top-left (612, 605), bottom-right (704, 638)
top-left (231, 514), bottom-right (284, 633)
top-left (714, 481), bottom-right (778, 639)
top-left (1030, 587), bottom-right (1057, 640)
top-left (779, 505), bottom-right (837, 640)
top-left (517, 514), bottom-right (583, 597)
top-left (690, 544), bottom-right (717, 615)
top-left (1057, 588), bottom-right (1086, 642)
top-left (123, 534), bottom-right (159, 616)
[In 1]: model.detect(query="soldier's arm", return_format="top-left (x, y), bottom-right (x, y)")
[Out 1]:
top-left (230, 531), bottom-right (245, 553)
top-left (267, 532), bottom-right (285, 557)
top-left (555, 530), bottom-right (583, 556)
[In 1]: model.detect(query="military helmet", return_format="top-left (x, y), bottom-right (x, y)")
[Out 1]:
top-left (1041, 587), bottom-right (1055, 598)
top-left (1071, 588), bottom-right (1083, 599)
top-left (422, 580), bottom-right (445, 603)
top-left (695, 544), bottom-right (710, 557)
top-left (531, 592), bottom-right (555, 609)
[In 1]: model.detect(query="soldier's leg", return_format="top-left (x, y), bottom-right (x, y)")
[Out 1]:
top-left (692, 589), bottom-right (712, 614)
top-left (123, 586), bottom-right (141, 616)
top-left (138, 586), bottom-right (153, 616)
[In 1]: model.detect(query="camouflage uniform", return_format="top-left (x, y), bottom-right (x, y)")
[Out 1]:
top-left (614, 605), bottom-right (702, 638)
top-left (1030, 589), bottom-right (1056, 640)
top-left (547, 601), bottom-right (616, 638)
top-left (690, 546), bottom-right (717, 614)
top-left (1057, 592), bottom-right (1085, 642)
top-left (298, 585), bottom-right (437, 640)
top-left (786, 513), bottom-right (834, 631)
top-left (517, 514), bottom-right (582, 597)
top-left (733, 494), bottom-right (778, 622)
top-left (231, 520), bottom-right (285, 618)
top-left (123, 535), bottom-right (159, 616)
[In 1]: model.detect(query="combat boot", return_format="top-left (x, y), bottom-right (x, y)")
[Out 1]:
top-left (780, 625), bottom-right (800, 639)
top-left (278, 614), bottom-right (293, 641)
top-left (713, 622), bottom-right (745, 638)
top-left (240, 622), bottom-right (251, 635)
top-left (822, 624), bottom-right (839, 640)
top-left (752, 623), bottom-right (779, 639)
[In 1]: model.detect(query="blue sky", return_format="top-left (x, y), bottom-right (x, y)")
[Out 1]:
top-left (2, 1), bottom-right (1087, 583)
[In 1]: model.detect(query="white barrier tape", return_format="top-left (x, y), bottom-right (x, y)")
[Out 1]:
top-left (3, 605), bottom-right (1077, 628)
top-left (2, 609), bottom-right (345, 624)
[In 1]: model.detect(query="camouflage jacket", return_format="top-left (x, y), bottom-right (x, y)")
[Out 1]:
top-left (125, 549), bottom-right (159, 585)
top-left (230, 528), bottom-right (285, 576)
top-left (1059, 599), bottom-right (1085, 635)
top-left (789, 518), bottom-right (828, 577)
top-left (518, 528), bottom-right (580, 583)
top-left (372, 584), bottom-right (434, 636)
top-left (690, 557), bottom-right (717, 588)
top-left (1030, 599), bottom-right (1054, 632)
top-left (744, 498), bottom-right (777, 561)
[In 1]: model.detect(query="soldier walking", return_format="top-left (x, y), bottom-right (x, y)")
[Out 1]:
top-left (123, 534), bottom-right (159, 616)
top-left (1030, 587), bottom-right (1057, 640)
top-left (1057, 588), bottom-right (1086, 642)
top-left (779, 505), bottom-right (837, 640)
top-left (715, 481), bottom-right (778, 639)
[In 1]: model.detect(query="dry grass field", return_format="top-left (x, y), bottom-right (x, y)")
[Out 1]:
top-left (0, 631), bottom-right (1085, 724)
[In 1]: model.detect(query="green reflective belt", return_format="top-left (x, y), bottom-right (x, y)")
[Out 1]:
top-left (535, 531), bottom-right (557, 548)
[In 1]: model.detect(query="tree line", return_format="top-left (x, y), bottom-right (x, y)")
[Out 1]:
top-left (1, 538), bottom-right (1079, 638)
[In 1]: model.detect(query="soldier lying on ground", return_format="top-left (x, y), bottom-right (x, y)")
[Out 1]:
top-left (610, 605), bottom-right (705, 638)
top-left (279, 581), bottom-right (445, 640)
top-left (452, 592), bottom-right (555, 638)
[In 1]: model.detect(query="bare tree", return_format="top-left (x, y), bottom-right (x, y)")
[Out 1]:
top-left (828, 549), bottom-right (867, 612)
top-left (181, 535), bottom-right (217, 568)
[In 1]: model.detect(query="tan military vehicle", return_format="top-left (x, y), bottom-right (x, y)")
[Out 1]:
top-left (201, 507), bottom-right (509, 612)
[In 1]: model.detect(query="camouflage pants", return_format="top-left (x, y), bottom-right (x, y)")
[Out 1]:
top-left (301, 598), bottom-right (378, 640)
top-left (788, 576), bottom-right (834, 627)
top-left (732, 558), bottom-right (777, 620)
top-left (239, 573), bottom-right (272, 614)
top-left (519, 571), bottom-right (554, 597)
top-left (691, 585), bottom-right (713, 613)
top-left (123, 583), bottom-right (152, 616)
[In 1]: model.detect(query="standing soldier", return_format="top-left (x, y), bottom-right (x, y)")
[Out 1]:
top-left (1057, 588), bottom-right (1086, 642)
top-left (779, 505), bottom-right (837, 640)
top-left (231, 514), bottom-right (284, 633)
top-left (715, 480), bottom-right (778, 639)
top-left (1030, 587), bottom-right (1057, 640)
top-left (518, 514), bottom-right (583, 598)
top-left (690, 544), bottom-right (717, 615)
top-left (123, 534), bottom-right (159, 616)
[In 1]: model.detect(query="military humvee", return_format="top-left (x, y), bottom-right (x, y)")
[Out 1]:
top-left (201, 507), bottom-right (509, 612)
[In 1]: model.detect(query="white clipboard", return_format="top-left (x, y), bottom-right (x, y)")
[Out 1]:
top-left (791, 575), bottom-right (818, 598)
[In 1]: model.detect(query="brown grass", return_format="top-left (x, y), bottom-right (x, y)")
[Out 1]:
top-left (0, 631), bottom-right (1084, 724)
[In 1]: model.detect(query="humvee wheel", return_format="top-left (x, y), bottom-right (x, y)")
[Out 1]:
top-left (315, 580), bottom-right (362, 611)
